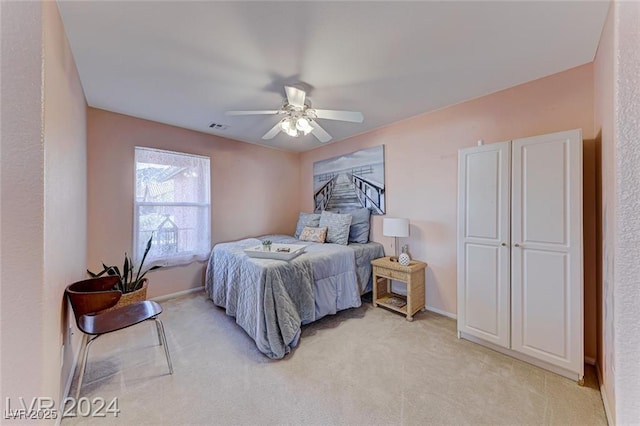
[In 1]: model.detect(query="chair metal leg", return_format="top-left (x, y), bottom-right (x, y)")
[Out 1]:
top-left (154, 318), bottom-right (173, 374)
top-left (74, 318), bottom-right (171, 405)
top-left (154, 319), bottom-right (163, 346)
top-left (75, 334), bottom-right (100, 401)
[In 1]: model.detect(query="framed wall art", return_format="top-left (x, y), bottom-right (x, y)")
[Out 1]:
top-left (313, 145), bottom-right (385, 214)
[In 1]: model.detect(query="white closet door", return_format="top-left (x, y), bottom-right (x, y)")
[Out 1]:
top-left (457, 142), bottom-right (511, 348)
top-left (511, 129), bottom-right (583, 374)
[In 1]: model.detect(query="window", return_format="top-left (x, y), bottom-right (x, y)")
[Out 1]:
top-left (134, 147), bottom-right (210, 267)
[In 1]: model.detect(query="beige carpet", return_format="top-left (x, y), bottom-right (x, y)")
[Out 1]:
top-left (63, 291), bottom-right (606, 425)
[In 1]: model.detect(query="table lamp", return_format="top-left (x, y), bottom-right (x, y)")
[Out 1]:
top-left (383, 217), bottom-right (410, 261)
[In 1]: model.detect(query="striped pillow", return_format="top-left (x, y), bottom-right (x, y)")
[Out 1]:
top-left (319, 211), bottom-right (352, 245)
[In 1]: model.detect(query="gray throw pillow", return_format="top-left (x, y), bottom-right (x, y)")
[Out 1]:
top-left (347, 208), bottom-right (371, 243)
top-left (294, 212), bottom-right (321, 238)
top-left (319, 211), bottom-right (352, 245)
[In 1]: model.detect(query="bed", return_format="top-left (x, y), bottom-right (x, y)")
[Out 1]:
top-left (205, 234), bottom-right (384, 359)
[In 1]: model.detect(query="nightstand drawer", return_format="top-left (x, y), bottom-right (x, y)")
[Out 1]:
top-left (373, 266), bottom-right (406, 281)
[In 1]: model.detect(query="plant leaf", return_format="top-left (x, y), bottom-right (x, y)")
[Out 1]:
top-left (95, 235), bottom-right (162, 294)
top-left (123, 255), bottom-right (129, 286)
top-left (132, 279), bottom-right (143, 292)
top-left (88, 266), bottom-right (112, 278)
top-left (129, 255), bottom-right (135, 287)
top-left (138, 264), bottom-right (162, 280)
top-left (134, 236), bottom-right (154, 285)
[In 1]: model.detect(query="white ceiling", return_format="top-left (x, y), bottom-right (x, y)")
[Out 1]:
top-left (58, 1), bottom-right (609, 152)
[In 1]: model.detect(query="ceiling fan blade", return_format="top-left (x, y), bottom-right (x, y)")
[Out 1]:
top-left (284, 86), bottom-right (306, 108)
top-left (225, 110), bottom-right (280, 116)
top-left (314, 109), bottom-right (364, 123)
top-left (310, 121), bottom-right (332, 143)
top-left (262, 122), bottom-right (282, 140)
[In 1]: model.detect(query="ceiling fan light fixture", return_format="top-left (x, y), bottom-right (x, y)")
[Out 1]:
top-left (280, 118), bottom-right (291, 132)
top-left (278, 115), bottom-right (313, 138)
top-left (295, 117), bottom-right (312, 133)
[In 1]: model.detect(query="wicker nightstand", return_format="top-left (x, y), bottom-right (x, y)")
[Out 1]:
top-left (371, 256), bottom-right (427, 321)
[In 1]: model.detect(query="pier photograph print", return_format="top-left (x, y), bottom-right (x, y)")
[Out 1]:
top-left (313, 145), bottom-right (385, 214)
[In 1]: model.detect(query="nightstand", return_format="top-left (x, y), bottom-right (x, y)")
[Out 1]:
top-left (371, 256), bottom-right (427, 321)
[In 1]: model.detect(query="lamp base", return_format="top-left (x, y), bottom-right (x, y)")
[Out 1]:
top-left (394, 236), bottom-right (400, 260)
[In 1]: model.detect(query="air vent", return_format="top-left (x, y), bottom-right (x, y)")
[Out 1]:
top-left (208, 122), bottom-right (229, 131)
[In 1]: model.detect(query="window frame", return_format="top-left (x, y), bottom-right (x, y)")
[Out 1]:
top-left (133, 146), bottom-right (211, 268)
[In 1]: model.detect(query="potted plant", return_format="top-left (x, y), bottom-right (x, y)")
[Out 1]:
top-left (261, 239), bottom-right (272, 251)
top-left (87, 236), bottom-right (161, 311)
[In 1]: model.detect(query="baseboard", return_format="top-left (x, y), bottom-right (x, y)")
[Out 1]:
top-left (595, 363), bottom-right (614, 426)
top-left (57, 339), bottom-right (83, 426)
top-left (151, 286), bottom-right (204, 302)
top-left (425, 305), bottom-right (457, 319)
top-left (585, 356), bottom-right (596, 366)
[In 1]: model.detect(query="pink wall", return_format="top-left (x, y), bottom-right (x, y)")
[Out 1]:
top-left (300, 64), bottom-right (597, 358)
top-left (87, 108), bottom-right (300, 298)
top-left (0, 0), bottom-right (46, 409)
top-left (42, 0), bottom-right (89, 403)
top-left (611, 2), bottom-right (640, 420)
top-left (0, 0), bottom-right (87, 415)
top-left (594, 2), bottom-right (615, 422)
top-left (594, 1), bottom-right (640, 422)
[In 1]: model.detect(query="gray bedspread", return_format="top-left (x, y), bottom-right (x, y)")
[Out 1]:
top-left (206, 235), bottom-right (381, 359)
top-left (349, 241), bottom-right (386, 293)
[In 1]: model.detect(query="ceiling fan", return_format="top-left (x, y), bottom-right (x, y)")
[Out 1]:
top-left (225, 86), bottom-right (364, 143)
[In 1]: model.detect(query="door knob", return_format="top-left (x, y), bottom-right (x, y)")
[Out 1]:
top-left (501, 243), bottom-right (507, 247)
top-left (514, 243), bottom-right (520, 247)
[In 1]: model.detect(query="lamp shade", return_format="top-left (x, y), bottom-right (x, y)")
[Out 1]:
top-left (383, 217), bottom-right (409, 237)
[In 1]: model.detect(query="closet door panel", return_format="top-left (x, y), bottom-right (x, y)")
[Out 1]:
top-left (511, 129), bottom-right (583, 374)
top-left (457, 142), bottom-right (511, 348)
top-left (521, 250), bottom-right (567, 358)
top-left (521, 141), bottom-right (566, 245)
top-left (465, 244), bottom-right (501, 336)
top-left (466, 152), bottom-right (501, 239)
